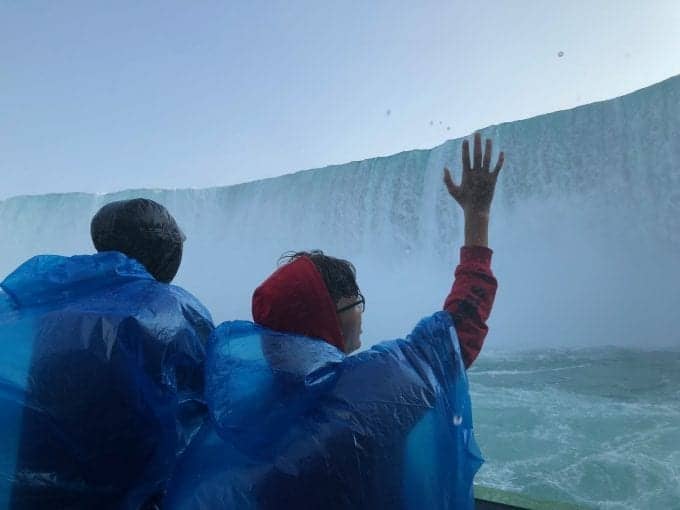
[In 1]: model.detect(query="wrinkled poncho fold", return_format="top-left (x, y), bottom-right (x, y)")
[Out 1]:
top-left (166, 311), bottom-right (482, 510)
top-left (0, 252), bottom-right (213, 510)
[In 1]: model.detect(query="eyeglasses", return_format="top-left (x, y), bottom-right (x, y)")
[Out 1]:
top-left (336, 292), bottom-right (365, 314)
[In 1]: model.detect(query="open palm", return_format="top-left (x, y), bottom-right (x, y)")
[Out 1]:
top-left (443, 133), bottom-right (504, 215)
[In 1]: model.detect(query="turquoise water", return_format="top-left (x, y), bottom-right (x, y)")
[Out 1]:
top-left (470, 348), bottom-right (680, 509)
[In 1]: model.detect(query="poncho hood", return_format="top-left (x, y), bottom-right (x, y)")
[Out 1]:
top-left (0, 251), bottom-right (152, 308)
top-left (252, 256), bottom-right (345, 352)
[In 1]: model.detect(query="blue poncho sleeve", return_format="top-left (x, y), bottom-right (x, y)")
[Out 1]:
top-left (164, 311), bottom-right (482, 510)
top-left (0, 253), bottom-right (214, 510)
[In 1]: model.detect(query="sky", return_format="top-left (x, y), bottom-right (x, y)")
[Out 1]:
top-left (1, 0), bottom-right (679, 200)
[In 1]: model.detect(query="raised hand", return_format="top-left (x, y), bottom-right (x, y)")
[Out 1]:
top-left (443, 133), bottom-right (504, 216)
top-left (442, 133), bottom-right (505, 247)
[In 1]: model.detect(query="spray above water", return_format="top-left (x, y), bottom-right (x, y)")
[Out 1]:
top-left (0, 76), bottom-right (678, 351)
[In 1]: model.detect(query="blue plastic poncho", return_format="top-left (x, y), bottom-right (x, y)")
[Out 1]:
top-left (164, 311), bottom-right (483, 510)
top-left (0, 252), bottom-right (214, 510)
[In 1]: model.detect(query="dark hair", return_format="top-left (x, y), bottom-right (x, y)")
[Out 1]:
top-left (91, 198), bottom-right (185, 283)
top-left (279, 250), bottom-right (359, 304)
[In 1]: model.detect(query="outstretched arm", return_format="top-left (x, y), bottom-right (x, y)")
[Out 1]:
top-left (442, 133), bottom-right (504, 368)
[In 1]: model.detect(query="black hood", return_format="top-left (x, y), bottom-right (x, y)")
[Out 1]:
top-left (90, 198), bottom-right (185, 283)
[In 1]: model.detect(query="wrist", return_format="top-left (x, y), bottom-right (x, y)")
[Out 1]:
top-left (463, 211), bottom-right (490, 247)
top-left (464, 209), bottom-right (490, 221)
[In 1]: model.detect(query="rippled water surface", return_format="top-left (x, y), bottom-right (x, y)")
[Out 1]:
top-left (470, 348), bottom-right (680, 509)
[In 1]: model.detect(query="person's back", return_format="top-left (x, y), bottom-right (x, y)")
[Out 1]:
top-left (199, 315), bottom-right (478, 509)
top-left (164, 133), bottom-right (504, 509)
top-left (0, 199), bottom-right (214, 509)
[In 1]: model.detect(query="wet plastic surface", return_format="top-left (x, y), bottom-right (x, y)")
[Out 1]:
top-left (0, 252), bottom-right (213, 509)
top-left (165, 311), bottom-right (482, 509)
top-left (91, 198), bottom-right (185, 283)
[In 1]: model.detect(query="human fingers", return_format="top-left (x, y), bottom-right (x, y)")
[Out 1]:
top-left (483, 138), bottom-right (492, 171)
top-left (493, 151), bottom-right (505, 176)
top-left (443, 168), bottom-right (461, 200)
top-left (462, 140), bottom-right (471, 173)
top-left (473, 133), bottom-right (482, 170)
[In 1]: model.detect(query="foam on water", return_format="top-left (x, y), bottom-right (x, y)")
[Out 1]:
top-left (471, 348), bottom-right (680, 509)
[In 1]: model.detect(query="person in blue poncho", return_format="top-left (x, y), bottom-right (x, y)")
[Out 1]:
top-left (164, 133), bottom-right (504, 509)
top-left (0, 198), bottom-right (214, 510)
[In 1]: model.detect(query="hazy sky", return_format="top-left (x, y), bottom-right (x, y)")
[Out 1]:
top-left (2, 0), bottom-right (679, 200)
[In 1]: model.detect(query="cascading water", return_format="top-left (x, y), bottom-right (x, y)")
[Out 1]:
top-left (1, 74), bottom-right (678, 509)
top-left (1, 75), bottom-right (678, 350)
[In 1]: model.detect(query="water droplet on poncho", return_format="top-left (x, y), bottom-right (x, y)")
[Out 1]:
top-left (453, 415), bottom-right (463, 426)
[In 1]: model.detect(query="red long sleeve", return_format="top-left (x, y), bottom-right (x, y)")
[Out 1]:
top-left (443, 246), bottom-right (497, 369)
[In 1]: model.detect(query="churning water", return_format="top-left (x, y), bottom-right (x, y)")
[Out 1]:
top-left (471, 348), bottom-right (680, 509)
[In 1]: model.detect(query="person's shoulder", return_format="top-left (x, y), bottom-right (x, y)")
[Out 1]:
top-left (105, 278), bottom-right (213, 327)
top-left (365, 311), bottom-right (455, 356)
top-left (120, 279), bottom-right (212, 322)
top-left (0, 287), bottom-right (16, 313)
top-left (350, 311), bottom-right (458, 374)
top-left (166, 284), bottom-right (211, 312)
top-left (213, 320), bottom-right (258, 337)
top-left (409, 311), bottom-right (455, 340)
